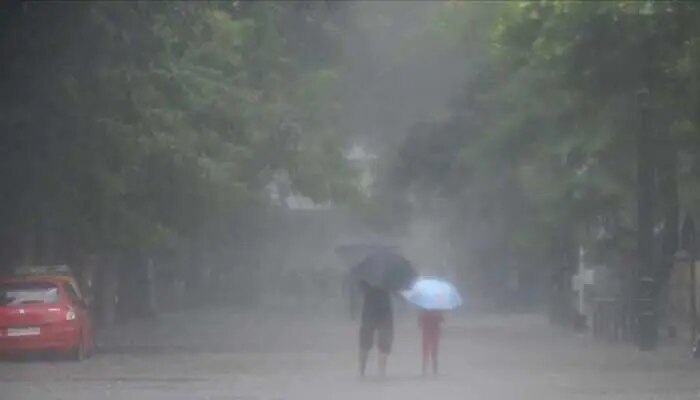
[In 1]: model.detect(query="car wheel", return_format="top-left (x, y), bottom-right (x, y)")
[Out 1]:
top-left (85, 337), bottom-right (94, 358)
top-left (70, 336), bottom-right (86, 362)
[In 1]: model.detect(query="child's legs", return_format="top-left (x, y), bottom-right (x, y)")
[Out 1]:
top-left (430, 332), bottom-right (439, 372)
top-left (422, 329), bottom-right (439, 373)
top-left (422, 330), bottom-right (431, 364)
top-left (423, 330), bottom-right (439, 368)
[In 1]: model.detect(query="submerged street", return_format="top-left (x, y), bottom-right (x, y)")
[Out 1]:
top-left (2, 310), bottom-right (700, 400)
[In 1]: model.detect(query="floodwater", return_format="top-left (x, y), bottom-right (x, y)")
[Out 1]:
top-left (2, 309), bottom-right (700, 400)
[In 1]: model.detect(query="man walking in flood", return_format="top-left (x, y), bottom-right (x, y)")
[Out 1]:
top-left (358, 281), bottom-right (393, 378)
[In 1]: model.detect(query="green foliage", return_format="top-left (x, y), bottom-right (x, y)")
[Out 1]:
top-left (0, 2), bottom-right (357, 265)
top-left (383, 1), bottom-right (700, 277)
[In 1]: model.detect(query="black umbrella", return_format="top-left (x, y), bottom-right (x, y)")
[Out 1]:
top-left (352, 250), bottom-right (417, 291)
top-left (334, 243), bottom-right (399, 268)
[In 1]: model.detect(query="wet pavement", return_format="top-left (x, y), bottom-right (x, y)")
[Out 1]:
top-left (2, 310), bottom-right (700, 400)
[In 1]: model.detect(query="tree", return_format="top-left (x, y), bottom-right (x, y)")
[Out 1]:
top-left (380, 1), bottom-right (700, 332)
top-left (0, 1), bottom-right (358, 319)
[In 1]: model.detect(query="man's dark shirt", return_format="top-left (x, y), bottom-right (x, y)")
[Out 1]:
top-left (360, 282), bottom-right (392, 324)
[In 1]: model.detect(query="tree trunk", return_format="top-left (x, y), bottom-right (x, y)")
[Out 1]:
top-left (635, 88), bottom-right (658, 350)
top-left (20, 229), bottom-right (37, 266)
top-left (96, 259), bottom-right (119, 328)
top-left (549, 223), bottom-right (576, 326)
top-left (656, 129), bottom-right (679, 337)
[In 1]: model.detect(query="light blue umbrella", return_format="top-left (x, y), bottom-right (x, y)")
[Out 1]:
top-left (401, 277), bottom-right (463, 310)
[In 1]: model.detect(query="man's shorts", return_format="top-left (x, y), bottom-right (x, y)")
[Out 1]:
top-left (359, 318), bottom-right (393, 354)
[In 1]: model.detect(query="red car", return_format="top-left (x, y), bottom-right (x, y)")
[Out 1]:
top-left (0, 266), bottom-right (94, 360)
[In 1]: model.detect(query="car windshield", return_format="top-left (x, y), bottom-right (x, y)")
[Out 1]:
top-left (0, 282), bottom-right (60, 306)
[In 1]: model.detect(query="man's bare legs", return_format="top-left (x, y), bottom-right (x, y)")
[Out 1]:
top-left (359, 349), bottom-right (369, 377)
top-left (378, 352), bottom-right (388, 378)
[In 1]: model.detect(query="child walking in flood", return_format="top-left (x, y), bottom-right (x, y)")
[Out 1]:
top-left (419, 309), bottom-right (444, 375)
top-left (403, 276), bottom-right (462, 376)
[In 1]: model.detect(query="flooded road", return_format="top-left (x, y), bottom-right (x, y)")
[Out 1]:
top-left (2, 310), bottom-right (700, 400)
